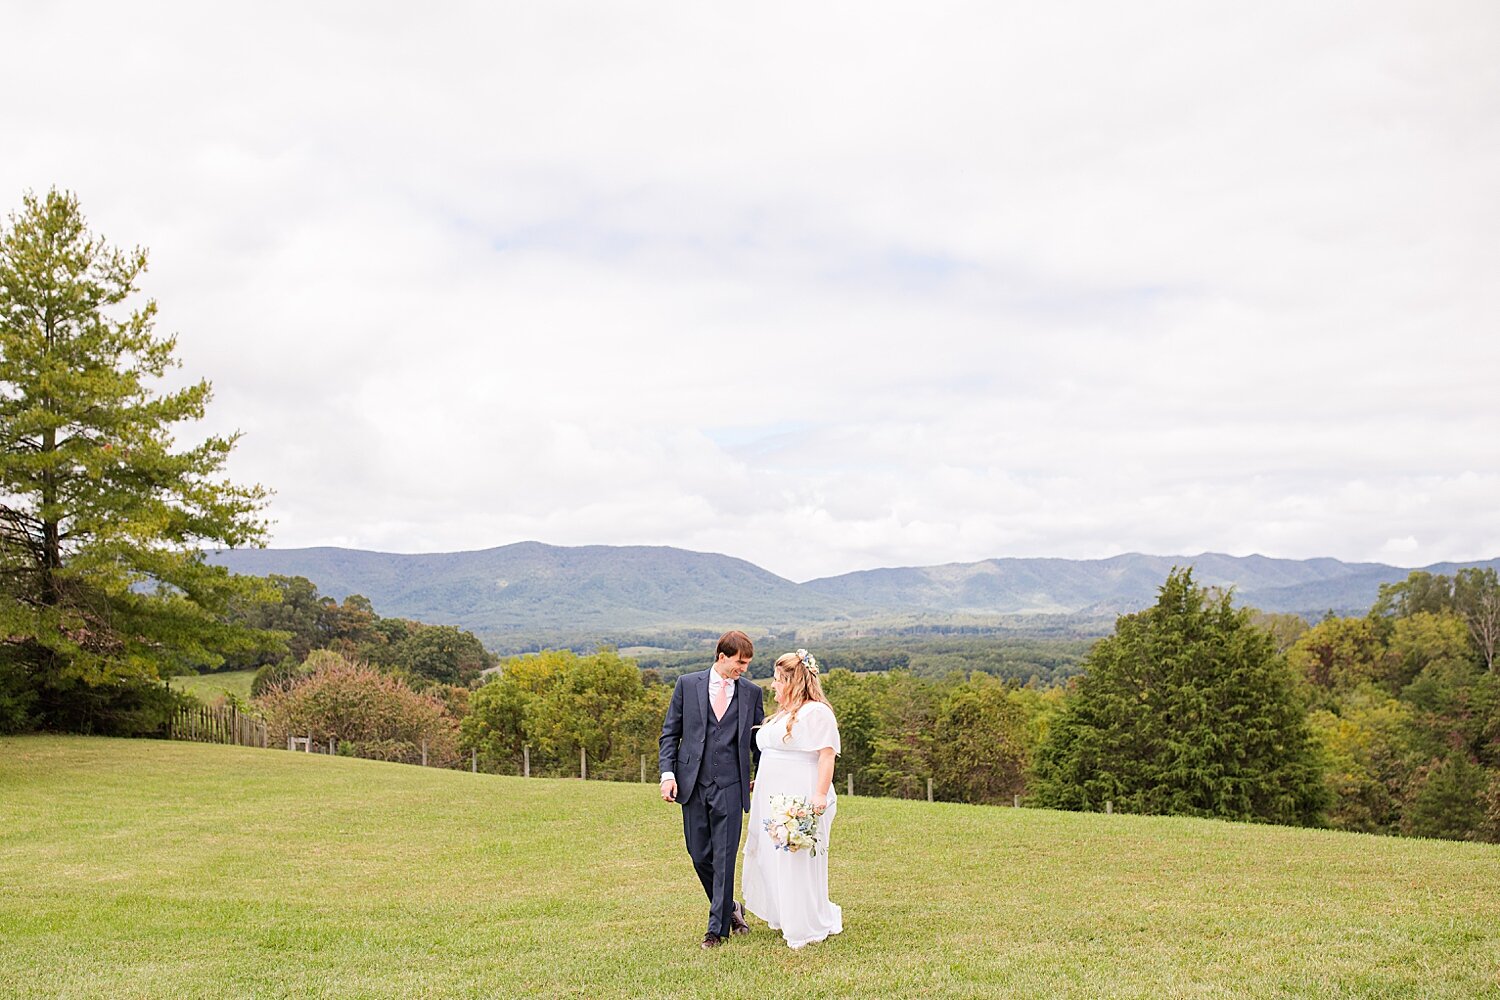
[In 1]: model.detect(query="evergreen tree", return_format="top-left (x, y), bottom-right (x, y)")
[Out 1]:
top-left (0, 190), bottom-right (268, 732)
top-left (1031, 568), bottom-right (1326, 824)
top-left (1401, 753), bottom-right (1487, 841)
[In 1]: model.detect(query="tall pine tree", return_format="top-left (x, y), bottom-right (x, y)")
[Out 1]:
top-left (1032, 568), bottom-right (1326, 825)
top-left (0, 189), bottom-right (269, 732)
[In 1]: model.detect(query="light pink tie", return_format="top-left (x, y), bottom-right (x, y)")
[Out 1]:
top-left (712, 679), bottom-right (729, 721)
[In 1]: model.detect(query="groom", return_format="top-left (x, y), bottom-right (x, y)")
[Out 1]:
top-left (659, 629), bottom-right (765, 949)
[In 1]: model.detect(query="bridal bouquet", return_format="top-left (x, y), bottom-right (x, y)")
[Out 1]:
top-left (763, 794), bottom-right (823, 856)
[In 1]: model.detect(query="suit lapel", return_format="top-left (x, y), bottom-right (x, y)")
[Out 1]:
top-left (700, 669), bottom-right (712, 727)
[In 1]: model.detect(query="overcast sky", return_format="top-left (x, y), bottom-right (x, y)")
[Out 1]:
top-left (6, 2), bottom-right (1498, 581)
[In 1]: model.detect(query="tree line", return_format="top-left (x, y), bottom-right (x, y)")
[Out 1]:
top-left (1291, 568), bottom-right (1499, 839)
top-left (453, 565), bottom-right (1499, 843)
top-left (629, 634), bottom-right (1092, 687)
top-left (225, 574), bottom-right (496, 693)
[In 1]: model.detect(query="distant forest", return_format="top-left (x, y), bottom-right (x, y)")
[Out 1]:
top-left (624, 634), bottom-right (1097, 687)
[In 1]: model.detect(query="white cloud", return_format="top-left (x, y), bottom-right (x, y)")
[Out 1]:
top-left (4, 1), bottom-right (1497, 581)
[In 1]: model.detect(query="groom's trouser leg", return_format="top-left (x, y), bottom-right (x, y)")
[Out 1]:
top-left (681, 781), bottom-right (742, 938)
top-left (681, 789), bottom-right (716, 903)
top-left (705, 782), bottom-right (743, 938)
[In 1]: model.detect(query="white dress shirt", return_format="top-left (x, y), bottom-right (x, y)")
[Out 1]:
top-left (662, 668), bottom-right (736, 783)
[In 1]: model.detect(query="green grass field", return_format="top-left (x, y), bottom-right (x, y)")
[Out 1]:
top-left (165, 670), bottom-right (256, 704)
top-left (2, 736), bottom-right (1498, 999)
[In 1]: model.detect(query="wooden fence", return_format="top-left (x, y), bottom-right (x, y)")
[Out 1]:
top-left (170, 703), bottom-right (268, 748)
top-left (160, 720), bottom-right (1041, 808)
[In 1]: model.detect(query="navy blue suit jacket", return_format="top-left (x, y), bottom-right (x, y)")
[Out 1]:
top-left (659, 669), bottom-right (764, 813)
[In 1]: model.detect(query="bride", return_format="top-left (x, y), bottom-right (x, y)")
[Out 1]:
top-left (742, 649), bottom-right (843, 949)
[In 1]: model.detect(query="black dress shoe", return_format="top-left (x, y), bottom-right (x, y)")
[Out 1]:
top-left (701, 932), bottom-right (727, 949)
top-left (730, 901), bottom-right (750, 935)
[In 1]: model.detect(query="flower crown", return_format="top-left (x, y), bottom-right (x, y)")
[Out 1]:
top-left (795, 648), bottom-right (819, 676)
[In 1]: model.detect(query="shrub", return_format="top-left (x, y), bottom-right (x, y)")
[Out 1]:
top-left (1401, 754), bottom-right (1487, 841)
top-left (251, 656), bottom-right (306, 698)
top-left (35, 676), bottom-right (190, 737)
top-left (1481, 772), bottom-right (1500, 844)
top-left (258, 653), bottom-right (459, 766)
top-left (0, 654), bottom-right (36, 733)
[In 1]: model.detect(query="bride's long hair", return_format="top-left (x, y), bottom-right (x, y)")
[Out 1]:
top-left (770, 650), bottom-right (830, 743)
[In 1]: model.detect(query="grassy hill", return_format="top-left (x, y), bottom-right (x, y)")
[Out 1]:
top-left (165, 669), bottom-right (256, 703)
top-left (2, 737), bottom-right (1497, 998)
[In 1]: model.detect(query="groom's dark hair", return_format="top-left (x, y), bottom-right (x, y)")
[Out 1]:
top-left (715, 630), bottom-right (754, 660)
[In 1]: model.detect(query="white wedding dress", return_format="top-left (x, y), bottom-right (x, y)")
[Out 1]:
top-left (742, 700), bottom-right (843, 949)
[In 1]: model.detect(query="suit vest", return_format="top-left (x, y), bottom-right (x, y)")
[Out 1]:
top-left (699, 691), bottom-right (741, 789)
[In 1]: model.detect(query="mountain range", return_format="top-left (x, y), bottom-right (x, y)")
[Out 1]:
top-left (204, 543), bottom-right (1500, 649)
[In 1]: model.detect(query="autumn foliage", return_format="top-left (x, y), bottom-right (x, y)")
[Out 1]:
top-left (259, 653), bottom-right (459, 766)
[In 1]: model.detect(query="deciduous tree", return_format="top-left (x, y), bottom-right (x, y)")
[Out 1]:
top-left (930, 674), bottom-right (1030, 804)
top-left (459, 648), bottom-right (654, 776)
top-left (1286, 615), bottom-right (1386, 703)
top-left (1454, 567), bottom-right (1500, 671)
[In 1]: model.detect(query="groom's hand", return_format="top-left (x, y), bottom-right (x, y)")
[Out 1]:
top-left (660, 778), bottom-right (677, 803)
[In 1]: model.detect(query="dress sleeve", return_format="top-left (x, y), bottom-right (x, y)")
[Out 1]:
top-left (799, 702), bottom-right (841, 754)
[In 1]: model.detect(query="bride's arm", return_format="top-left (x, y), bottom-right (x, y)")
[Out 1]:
top-left (811, 747), bottom-right (835, 811)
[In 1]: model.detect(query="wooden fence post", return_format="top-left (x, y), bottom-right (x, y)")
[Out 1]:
top-left (421, 740), bottom-right (428, 767)
top-left (640, 754), bottom-right (646, 783)
top-left (305, 732), bottom-right (312, 753)
top-left (847, 774), bottom-right (853, 796)
top-left (926, 778), bottom-right (934, 803)
top-left (1014, 793), bottom-right (1020, 808)
top-left (1105, 800), bottom-right (1113, 815)
top-left (287, 735), bottom-right (295, 752)
top-left (580, 746), bottom-right (588, 780)
top-left (472, 748), bottom-right (478, 773)
top-left (523, 745), bottom-right (531, 778)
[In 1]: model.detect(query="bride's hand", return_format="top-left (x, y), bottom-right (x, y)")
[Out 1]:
top-left (811, 792), bottom-right (828, 813)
